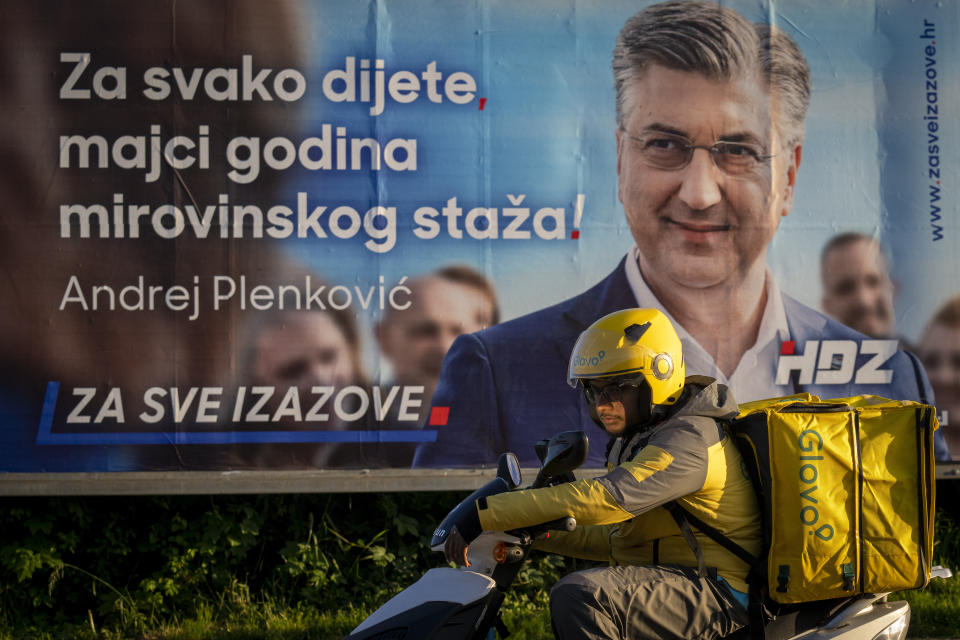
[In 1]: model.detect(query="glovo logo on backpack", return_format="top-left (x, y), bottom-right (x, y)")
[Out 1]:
top-left (797, 429), bottom-right (834, 541)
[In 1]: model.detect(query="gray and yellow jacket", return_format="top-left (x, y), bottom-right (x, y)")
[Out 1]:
top-left (476, 376), bottom-right (761, 593)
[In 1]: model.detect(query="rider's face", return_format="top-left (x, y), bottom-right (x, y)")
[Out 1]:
top-left (585, 380), bottom-right (648, 436)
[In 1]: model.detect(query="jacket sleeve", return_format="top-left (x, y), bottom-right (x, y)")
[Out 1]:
top-left (478, 421), bottom-right (710, 532)
top-left (412, 332), bottom-right (503, 468)
top-left (531, 524), bottom-right (616, 562)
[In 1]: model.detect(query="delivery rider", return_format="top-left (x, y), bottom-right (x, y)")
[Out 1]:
top-left (444, 308), bottom-right (761, 640)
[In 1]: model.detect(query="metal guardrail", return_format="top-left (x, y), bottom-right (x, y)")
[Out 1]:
top-left (936, 461), bottom-right (960, 480)
top-left (0, 468), bottom-right (609, 496)
top-left (0, 464), bottom-right (955, 496)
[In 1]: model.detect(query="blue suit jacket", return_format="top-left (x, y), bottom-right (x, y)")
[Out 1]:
top-left (413, 258), bottom-right (948, 467)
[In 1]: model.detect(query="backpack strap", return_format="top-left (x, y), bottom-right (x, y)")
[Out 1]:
top-left (662, 501), bottom-right (710, 578)
top-left (664, 501), bottom-right (769, 640)
top-left (663, 501), bottom-right (757, 567)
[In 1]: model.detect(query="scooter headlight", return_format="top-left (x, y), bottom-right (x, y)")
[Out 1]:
top-left (872, 608), bottom-right (909, 640)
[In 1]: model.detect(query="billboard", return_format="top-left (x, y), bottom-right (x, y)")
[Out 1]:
top-left (1, 0), bottom-right (958, 487)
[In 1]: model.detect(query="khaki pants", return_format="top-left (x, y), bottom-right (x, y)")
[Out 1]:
top-left (550, 564), bottom-right (748, 640)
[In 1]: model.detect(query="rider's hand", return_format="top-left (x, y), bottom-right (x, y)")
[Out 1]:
top-left (444, 500), bottom-right (482, 567)
top-left (444, 526), bottom-right (471, 567)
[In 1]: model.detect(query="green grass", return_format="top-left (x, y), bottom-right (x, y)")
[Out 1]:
top-left (0, 602), bottom-right (368, 640)
top-left (144, 605), bottom-right (369, 640)
top-left (896, 572), bottom-right (960, 639)
top-left (0, 598), bottom-right (547, 639)
top-left (2, 580), bottom-right (956, 640)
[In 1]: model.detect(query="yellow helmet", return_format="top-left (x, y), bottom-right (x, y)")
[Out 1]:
top-left (567, 308), bottom-right (685, 405)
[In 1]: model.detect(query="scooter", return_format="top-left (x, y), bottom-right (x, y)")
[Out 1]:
top-left (346, 431), bottom-right (952, 640)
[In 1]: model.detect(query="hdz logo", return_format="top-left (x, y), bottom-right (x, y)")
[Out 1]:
top-left (775, 340), bottom-right (897, 386)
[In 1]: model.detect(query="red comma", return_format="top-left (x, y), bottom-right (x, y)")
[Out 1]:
top-left (478, 97), bottom-right (487, 110)
top-left (429, 406), bottom-right (451, 426)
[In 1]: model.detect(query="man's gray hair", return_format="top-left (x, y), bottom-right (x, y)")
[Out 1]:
top-left (612, 0), bottom-right (811, 148)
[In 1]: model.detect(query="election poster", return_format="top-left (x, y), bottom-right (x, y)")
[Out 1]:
top-left (0, 0), bottom-right (958, 489)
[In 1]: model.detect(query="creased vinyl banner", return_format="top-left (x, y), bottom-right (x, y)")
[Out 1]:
top-left (0, 0), bottom-right (958, 482)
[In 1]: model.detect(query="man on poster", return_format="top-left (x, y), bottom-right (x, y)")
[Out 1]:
top-left (414, 0), bottom-right (948, 467)
top-left (820, 232), bottom-right (899, 341)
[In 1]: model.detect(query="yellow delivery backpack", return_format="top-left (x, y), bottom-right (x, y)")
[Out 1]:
top-left (668, 393), bottom-right (937, 606)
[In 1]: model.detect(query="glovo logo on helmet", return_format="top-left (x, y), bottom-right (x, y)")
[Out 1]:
top-left (567, 308), bottom-right (685, 405)
top-left (570, 349), bottom-right (607, 369)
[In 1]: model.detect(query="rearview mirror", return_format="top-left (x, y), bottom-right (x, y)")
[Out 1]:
top-left (497, 452), bottom-right (522, 489)
top-left (534, 439), bottom-right (549, 464)
top-left (532, 431), bottom-right (588, 489)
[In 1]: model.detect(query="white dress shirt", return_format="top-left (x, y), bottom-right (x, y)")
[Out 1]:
top-left (623, 245), bottom-right (793, 403)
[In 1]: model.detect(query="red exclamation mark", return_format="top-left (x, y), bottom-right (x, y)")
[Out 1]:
top-left (571, 194), bottom-right (584, 239)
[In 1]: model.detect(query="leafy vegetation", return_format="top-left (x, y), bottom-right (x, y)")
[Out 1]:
top-left (893, 507), bottom-right (960, 639)
top-left (0, 490), bottom-right (957, 639)
top-left (0, 493), bottom-right (422, 637)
